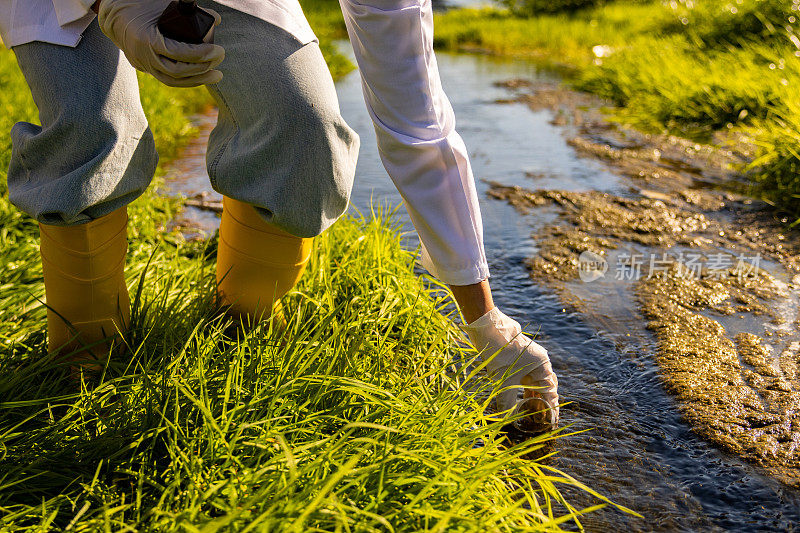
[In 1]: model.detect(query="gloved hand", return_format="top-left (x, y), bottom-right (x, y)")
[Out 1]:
top-left (462, 307), bottom-right (559, 432)
top-left (97, 0), bottom-right (224, 87)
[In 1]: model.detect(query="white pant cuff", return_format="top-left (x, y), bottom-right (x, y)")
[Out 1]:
top-left (420, 258), bottom-right (490, 286)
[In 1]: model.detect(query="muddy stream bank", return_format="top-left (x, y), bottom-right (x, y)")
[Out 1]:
top-left (163, 45), bottom-right (800, 530)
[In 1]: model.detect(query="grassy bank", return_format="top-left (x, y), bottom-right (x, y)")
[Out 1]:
top-left (434, 0), bottom-right (800, 219)
top-left (0, 15), bottom-right (620, 532)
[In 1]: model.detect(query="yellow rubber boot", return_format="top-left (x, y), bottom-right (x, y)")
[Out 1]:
top-left (39, 207), bottom-right (130, 364)
top-left (216, 197), bottom-right (313, 324)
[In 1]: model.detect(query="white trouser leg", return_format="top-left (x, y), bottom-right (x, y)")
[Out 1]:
top-left (338, 0), bottom-right (489, 285)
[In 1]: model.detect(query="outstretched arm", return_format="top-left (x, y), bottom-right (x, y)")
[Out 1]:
top-left (338, 0), bottom-right (489, 288)
top-left (338, 0), bottom-right (559, 428)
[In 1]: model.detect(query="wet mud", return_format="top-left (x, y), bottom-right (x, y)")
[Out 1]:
top-left (488, 80), bottom-right (800, 487)
top-left (638, 267), bottom-right (800, 487)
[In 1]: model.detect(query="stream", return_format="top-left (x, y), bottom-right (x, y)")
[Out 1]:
top-left (163, 43), bottom-right (800, 531)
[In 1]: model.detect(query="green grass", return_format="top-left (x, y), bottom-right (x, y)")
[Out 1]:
top-left (434, 0), bottom-right (800, 219)
top-left (303, 0), bottom-right (355, 79)
top-left (432, 3), bottom-right (664, 68)
top-left (0, 8), bottom-right (624, 531)
top-left (1, 204), bottom-right (618, 530)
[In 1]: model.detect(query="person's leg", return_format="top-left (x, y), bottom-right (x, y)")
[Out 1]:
top-left (9, 20), bottom-right (158, 360)
top-left (198, 3), bottom-right (359, 322)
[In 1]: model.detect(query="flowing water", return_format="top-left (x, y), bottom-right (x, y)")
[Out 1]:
top-left (164, 44), bottom-right (800, 531)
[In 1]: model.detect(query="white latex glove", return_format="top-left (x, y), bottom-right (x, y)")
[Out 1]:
top-left (462, 307), bottom-right (559, 431)
top-left (98, 0), bottom-right (224, 87)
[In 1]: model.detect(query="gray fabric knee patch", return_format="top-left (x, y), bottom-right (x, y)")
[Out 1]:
top-left (7, 21), bottom-right (157, 225)
top-left (203, 6), bottom-right (359, 237)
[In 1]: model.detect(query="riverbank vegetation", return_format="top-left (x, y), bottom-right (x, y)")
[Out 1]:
top-left (433, 0), bottom-right (800, 220)
top-left (0, 17), bottom-right (624, 531)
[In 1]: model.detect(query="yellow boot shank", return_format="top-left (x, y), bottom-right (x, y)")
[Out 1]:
top-left (39, 207), bottom-right (130, 360)
top-left (216, 197), bottom-right (312, 322)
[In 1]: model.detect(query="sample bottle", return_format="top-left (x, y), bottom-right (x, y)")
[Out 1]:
top-left (157, 0), bottom-right (216, 44)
